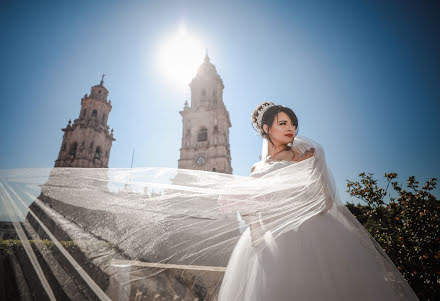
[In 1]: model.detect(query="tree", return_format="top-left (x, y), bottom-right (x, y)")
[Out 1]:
top-left (346, 172), bottom-right (439, 300)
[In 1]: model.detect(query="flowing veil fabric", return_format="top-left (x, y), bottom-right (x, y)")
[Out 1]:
top-left (0, 136), bottom-right (418, 300)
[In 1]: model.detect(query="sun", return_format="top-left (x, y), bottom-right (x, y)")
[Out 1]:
top-left (157, 24), bottom-right (205, 90)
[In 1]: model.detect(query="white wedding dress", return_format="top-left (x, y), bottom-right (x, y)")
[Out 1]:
top-left (218, 149), bottom-right (418, 300)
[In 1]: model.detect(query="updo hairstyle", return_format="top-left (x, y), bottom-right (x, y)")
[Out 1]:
top-left (251, 102), bottom-right (299, 146)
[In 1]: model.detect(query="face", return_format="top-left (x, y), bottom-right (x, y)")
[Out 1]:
top-left (263, 111), bottom-right (296, 146)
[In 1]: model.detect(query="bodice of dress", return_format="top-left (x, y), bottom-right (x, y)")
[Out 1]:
top-left (249, 156), bottom-right (334, 218)
top-left (250, 159), bottom-right (297, 178)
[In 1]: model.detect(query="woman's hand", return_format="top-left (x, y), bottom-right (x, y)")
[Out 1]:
top-left (298, 147), bottom-right (315, 161)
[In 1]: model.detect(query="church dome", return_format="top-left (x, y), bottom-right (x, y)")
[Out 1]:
top-left (193, 53), bottom-right (224, 87)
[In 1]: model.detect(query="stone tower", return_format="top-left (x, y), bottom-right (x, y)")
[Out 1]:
top-left (55, 76), bottom-right (115, 168)
top-left (178, 53), bottom-right (232, 173)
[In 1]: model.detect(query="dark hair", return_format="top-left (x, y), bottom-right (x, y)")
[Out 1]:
top-left (252, 103), bottom-right (299, 147)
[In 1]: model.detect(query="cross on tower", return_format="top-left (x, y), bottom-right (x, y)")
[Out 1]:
top-left (100, 73), bottom-right (106, 86)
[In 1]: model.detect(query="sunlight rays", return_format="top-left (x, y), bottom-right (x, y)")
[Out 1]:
top-left (157, 24), bottom-right (205, 90)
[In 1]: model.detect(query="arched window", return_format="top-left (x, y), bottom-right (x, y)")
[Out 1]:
top-left (94, 146), bottom-right (101, 160)
top-left (69, 142), bottom-right (78, 157)
top-left (92, 110), bottom-right (97, 118)
top-left (198, 128), bottom-right (208, 142)
top-left (105, 151), bottom-right (109, 158)
top-left (201, 89), bottom-right (206, 96)
top-left (214, 125), bottom-right (218, 132)
top-left (101, 113), bottom-right (106, 124)
top-left (90, 141), bottom-right (94, 150)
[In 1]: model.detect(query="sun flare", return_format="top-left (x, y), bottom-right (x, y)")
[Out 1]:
top-left (157, 24), bottom-right (205, 90)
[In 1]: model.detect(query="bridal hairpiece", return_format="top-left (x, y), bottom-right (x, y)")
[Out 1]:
top-left (253, 101), bottom-right (276, 131)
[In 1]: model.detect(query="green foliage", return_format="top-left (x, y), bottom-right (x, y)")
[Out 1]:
top-left (346, 173), bottom-right (439, 300)
top-left (0, 239), bottom-right (77, 259)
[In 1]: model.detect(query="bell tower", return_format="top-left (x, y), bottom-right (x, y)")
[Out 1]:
top-left (55, 75), bottom-right (115, 168)
top-left (178, 53), bottom-right (232, 174)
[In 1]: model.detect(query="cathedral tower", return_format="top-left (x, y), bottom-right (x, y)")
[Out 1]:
top-left (178, 53), bottom-right (232, 173)
top-left (55, 75), bottom-right (115, 168)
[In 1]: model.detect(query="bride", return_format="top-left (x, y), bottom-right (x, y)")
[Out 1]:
top-left (2, 102), bottom-right (419, 300)
top-left (217, 102), bottom-right (418, 301)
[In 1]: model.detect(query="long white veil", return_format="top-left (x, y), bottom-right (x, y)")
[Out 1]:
top-left (261, 136), bottom-right (269, 160)
top-left (0, 136), bottom-right (418, 300)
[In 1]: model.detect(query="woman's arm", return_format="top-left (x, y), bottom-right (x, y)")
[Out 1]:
top-left (298, 148), bottom-right (315, 161)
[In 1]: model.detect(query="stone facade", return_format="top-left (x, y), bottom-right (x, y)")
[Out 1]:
top-left (178, 54), bottom-right (232, 174)
top-left (55, 76), bottom-right (115, 168)
top-left (0, 221), bottom-right (17, 239)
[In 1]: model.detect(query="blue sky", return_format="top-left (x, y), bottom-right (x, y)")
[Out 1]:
top-left (1, 0), bottom-right (439, 203)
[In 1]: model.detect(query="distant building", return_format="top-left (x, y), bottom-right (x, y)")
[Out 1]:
top-left (55, 76), bottom-right (115, 168)
top-left (178, 53), bottom-right (232, 173)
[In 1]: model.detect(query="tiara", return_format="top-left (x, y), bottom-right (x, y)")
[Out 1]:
top-left (252, 101), bottom-right (275, 130)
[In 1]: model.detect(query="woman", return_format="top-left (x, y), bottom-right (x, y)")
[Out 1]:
top-left (217, 101), bottom-right (418, 301)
